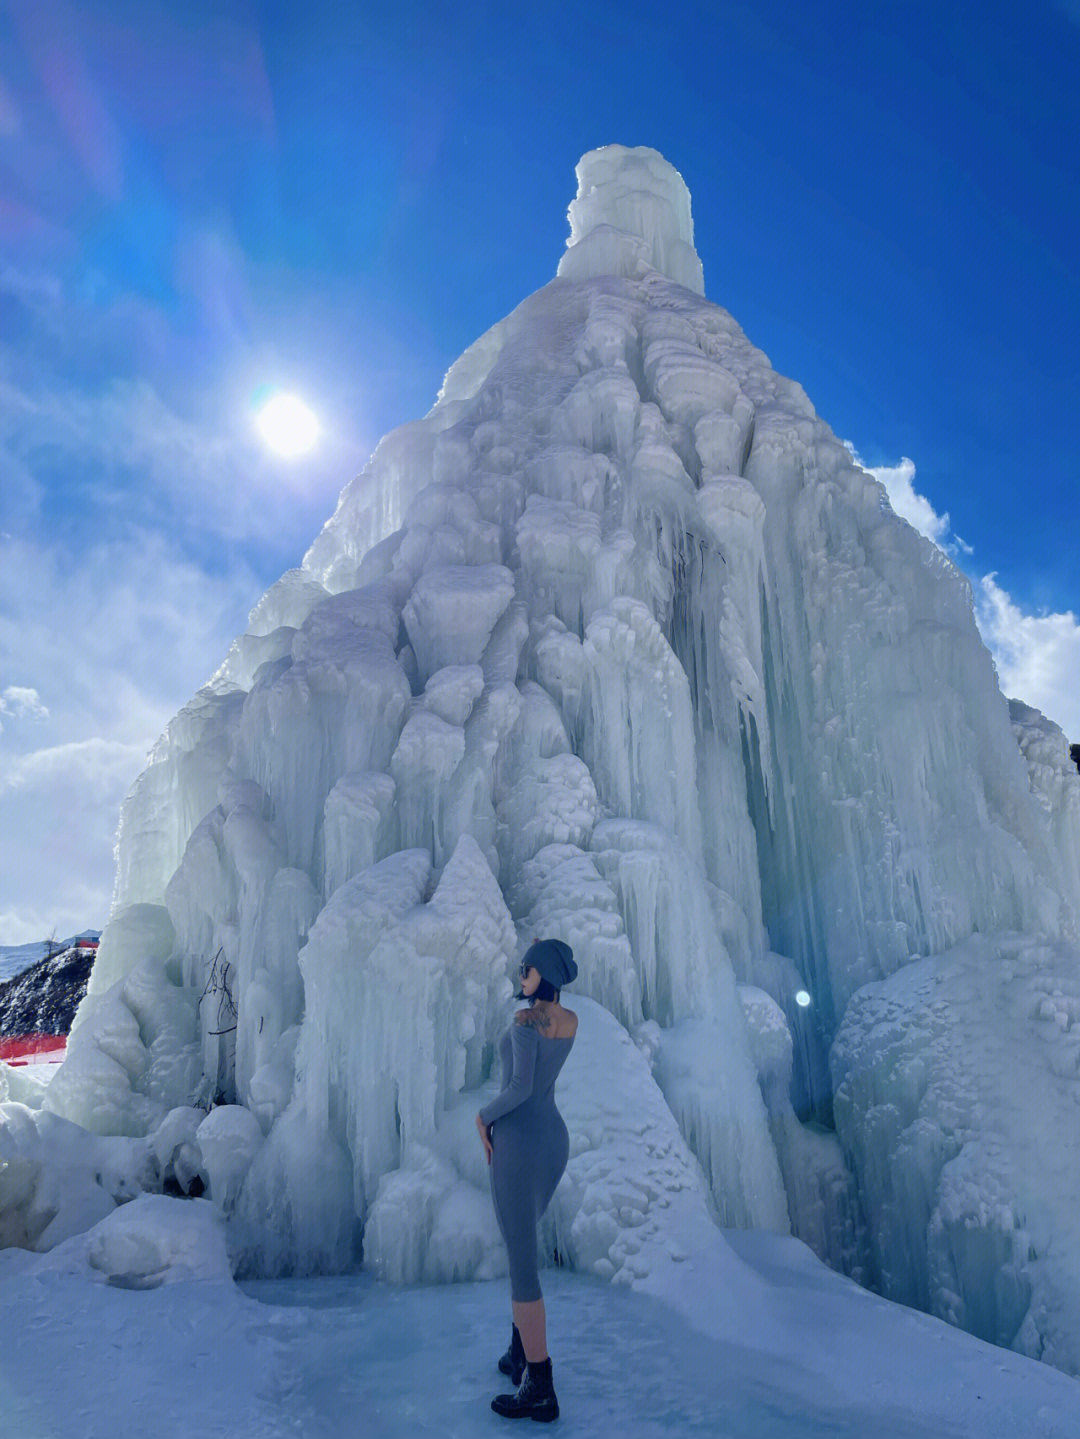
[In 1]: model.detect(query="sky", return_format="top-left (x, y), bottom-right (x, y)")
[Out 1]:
top-left (1, 0), bottom-right (1078, 943)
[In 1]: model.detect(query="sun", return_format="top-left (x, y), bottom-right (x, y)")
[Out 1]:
top-left (254, 392), bottom-right (320, 457)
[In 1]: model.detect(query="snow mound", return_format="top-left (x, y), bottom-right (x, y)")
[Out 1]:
top-left (0, 1058), bottom-right (52, 1107)
top-left (0, 1103), bottom-right (155, 1250)
top-left (31, 1193), bottom-right (232, 1288)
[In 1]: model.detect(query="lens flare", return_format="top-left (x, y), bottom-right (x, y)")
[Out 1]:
top-left (254, 392), bottom-right (320, 457)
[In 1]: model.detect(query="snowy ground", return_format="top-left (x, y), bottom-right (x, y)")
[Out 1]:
top-left (2, 1227), bottom-right (1079, 1439)
top-left (1, 1050), bottom-right (65, 1082)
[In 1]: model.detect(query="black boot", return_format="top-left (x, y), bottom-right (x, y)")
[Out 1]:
top-left (498, 1323), bottom-right (527, 1386)
top-left (491, 1355), bottom-right (559, 1421)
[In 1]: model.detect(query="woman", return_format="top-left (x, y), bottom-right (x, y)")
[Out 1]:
top-left (476, 937), bottom-right (578, 1422)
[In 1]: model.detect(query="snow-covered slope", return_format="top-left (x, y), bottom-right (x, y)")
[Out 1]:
top-left (5, 144), bottom-right (1080, 1377)
top-left (0, 932), bottom-right (98, 985)
top-left (0, 941), bottom-right (50, 985)
top-left (0, 940), bottom-right (97, 1038)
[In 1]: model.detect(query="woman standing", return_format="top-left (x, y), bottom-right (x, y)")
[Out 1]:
top-left (476, 938), bottom-right (578, 1422)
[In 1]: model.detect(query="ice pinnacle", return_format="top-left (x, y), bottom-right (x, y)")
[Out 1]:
top-left (557, 144), bottom-right (705, 296)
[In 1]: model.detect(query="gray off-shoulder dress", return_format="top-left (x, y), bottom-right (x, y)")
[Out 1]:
top-left (479, 1016), bottom-right (575, 1302)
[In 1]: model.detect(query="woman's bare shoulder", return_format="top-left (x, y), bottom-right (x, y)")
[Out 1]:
top-left (514, 1007), bottom-right (578, 1038)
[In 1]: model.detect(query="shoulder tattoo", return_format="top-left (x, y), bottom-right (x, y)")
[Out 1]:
top-left (515, 1009), bottom-right (551, 1033)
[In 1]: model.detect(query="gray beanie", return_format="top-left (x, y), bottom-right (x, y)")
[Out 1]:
top-left (526, 938), bottom-right (577, 989)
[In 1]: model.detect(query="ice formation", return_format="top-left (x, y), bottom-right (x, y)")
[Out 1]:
top-left (833, 930), bottom-right (1080, 1373)
top-left (27, 1192), bottom-right (233, 1289)
top-left (4, 143), bottom-right (1080, 1373)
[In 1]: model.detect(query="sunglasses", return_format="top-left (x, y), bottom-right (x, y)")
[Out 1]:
top-left (520, 960), bottom-right (531, 977)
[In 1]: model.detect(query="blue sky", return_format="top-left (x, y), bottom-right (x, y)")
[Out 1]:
top-left (1, 0), bottom-right (1078, 941)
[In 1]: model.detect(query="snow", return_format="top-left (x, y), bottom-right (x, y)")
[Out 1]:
top-left (43, 945), bottom-right (202, 1137)
top-left (0, 1104), bottom-right (154, 1250)
top-left (1010, 699), bottom-right (1080, 910)
top-left (4, 139), bottom-right (1080, 1406)
top-left (0, 931), bottom-right (100, 983)
top-left (25, 1191), bottom-right (233, 1287)
top-left (149, 1104), bottom-right (205, 1189)
top-left (2, 1226), bottom-right (1080, 1438)
top-left (83, 902), bottom-right (173, 994)
top-left (0, 1056), bottom-right (59, 1105)
top-left (0, 940), bottom-right (51, 984)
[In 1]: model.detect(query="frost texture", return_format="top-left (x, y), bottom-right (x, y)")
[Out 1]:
top-left (6, 144), bottom-right (1080, 1373)
top-left (833, 932), bottom-right (1080, 1374)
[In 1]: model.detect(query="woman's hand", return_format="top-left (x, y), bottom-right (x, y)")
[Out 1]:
top-left (477, 1113), bottom-right (493, 1164)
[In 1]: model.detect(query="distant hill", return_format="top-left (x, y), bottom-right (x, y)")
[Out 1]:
top-left (0, 940), bottom-right (51, 985)
top-left (0, 932), bottom-right (100, 1038)
top-left (0, 932), bottom-right (100, 984)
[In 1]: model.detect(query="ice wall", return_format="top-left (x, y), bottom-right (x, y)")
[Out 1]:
top-left (362, 997), bottom-right (755, 1291)
top-left (1009, 699), bottom-right (1080, 910)
top-left (833, 930), bottom-right (1080, 1374)
top-left (9, 145), bottom-right (1080, 1370)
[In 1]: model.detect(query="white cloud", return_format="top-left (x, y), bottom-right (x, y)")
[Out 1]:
top-left (0, 526), bottom-right (266, 942)
top-left (976, 574), bottom-right (1080, 741)
top-left (0, 370), bottom-right (343, 547)
top-left (0, 685), bottom-right (48, 717)
top-left (844, 440), bottom-right (1078, 741)
top-left (0, 739), bottom-right (151, 945)
top-left (845, 440), bottom-right (1080, 736)
top-left (0, 528), bottom-right (261, 743)
top-left (842, 442), bottom-right (972, 555)
top-left (0, 735), bottom-right (148, 797)
top-left (0, 684), bottom-right (50, 734)
top-left (868, 457), bottom-right (951, 547)
top-left (0, 886), bottom-right (107, 950)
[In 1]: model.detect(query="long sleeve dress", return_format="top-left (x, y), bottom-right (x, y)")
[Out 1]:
top-left (479, 1018), bottom-right (575, 1301)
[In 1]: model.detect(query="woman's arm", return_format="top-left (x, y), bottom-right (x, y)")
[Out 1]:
top-left (478, 1022), bottom-right (539, 1125)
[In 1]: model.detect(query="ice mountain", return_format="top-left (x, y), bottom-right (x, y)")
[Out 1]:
top-left (11, 145), bottom-right (1080, 1372)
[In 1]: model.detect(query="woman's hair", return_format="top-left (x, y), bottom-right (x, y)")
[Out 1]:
top-left (514, 976), bottom-right (560, 1004)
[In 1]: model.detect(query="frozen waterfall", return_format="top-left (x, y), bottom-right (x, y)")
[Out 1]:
top-left (5, 142), bottom-right (1080, 1376)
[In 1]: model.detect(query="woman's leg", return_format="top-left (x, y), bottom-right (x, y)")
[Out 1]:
top-left (512, 1296), bottom-right (548, 1362)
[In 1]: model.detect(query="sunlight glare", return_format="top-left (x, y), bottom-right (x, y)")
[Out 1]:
top-left (254, 392), bottom-right (321, 457)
